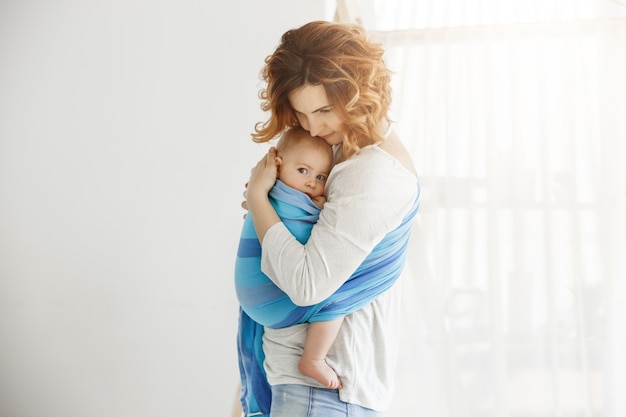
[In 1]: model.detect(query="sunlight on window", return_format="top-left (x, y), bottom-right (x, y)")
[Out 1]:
top-left (350, 1), bottom-right (626, 416)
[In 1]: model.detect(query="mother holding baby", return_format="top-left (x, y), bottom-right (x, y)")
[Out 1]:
top-left (237, 20), bottom-right (421, 417)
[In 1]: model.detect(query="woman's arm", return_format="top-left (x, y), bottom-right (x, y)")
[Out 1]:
top-left (247, 146), bottom-right (418, 307)
top-left (246, 147), bottom-right (281, 243)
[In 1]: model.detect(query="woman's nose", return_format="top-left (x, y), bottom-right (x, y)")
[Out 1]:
top-left (308, 117), bottom-right (323, 137)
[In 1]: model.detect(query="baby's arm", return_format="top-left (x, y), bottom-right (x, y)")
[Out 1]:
top-left (311, 195), bottom-right (327, 209)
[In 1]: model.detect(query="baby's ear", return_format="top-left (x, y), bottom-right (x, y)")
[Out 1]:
top-left (275, 156), bottom-right (282, 167)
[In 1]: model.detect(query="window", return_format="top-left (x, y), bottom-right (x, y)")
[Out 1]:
top-left (341, 1), bottom-right (626, 416)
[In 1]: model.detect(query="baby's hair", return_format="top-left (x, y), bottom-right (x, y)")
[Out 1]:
top-left (276, 126), bottom-right (333, 159)
top-left (253, 20), bottom-right (392, 160)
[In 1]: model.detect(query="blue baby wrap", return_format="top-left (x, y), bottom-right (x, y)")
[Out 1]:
top-left (235, 179), bottom-right (420, 416)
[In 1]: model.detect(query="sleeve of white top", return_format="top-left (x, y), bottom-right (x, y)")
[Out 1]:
top-left (260, 147), bottom-right (417, 306)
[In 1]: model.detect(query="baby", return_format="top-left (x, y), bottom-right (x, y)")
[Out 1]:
top-left (273, 127), bottom-right (343, 389)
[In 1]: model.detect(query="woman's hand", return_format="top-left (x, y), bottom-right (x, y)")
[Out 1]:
top-left (245, 147), bottom-right (278, 203)
top-left (242, 147), bottom-right (281, 242)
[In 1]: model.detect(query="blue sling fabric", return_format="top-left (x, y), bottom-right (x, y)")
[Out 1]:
top-left (235, 179), bottom-right (420, 416)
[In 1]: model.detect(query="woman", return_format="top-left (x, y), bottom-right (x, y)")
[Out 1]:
top-left (241, 20), bottom-right (420, 417)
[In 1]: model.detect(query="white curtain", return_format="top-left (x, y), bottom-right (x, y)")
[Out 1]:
top-left (346, 1), bottom-right (626, 416)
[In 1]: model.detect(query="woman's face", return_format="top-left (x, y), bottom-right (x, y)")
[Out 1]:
top-left (288, 84), bottom-right (346, 146)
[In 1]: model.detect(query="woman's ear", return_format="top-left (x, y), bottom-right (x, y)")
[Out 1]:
top-left (275, 156), bottom-right (282, 173)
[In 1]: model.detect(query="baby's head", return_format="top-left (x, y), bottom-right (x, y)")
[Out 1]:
top-left (275, 127), bottom-right (333, 199)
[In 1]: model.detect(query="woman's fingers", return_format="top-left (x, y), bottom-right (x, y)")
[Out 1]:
top-left (241, 147), bottom-right (276, 218)
top-left (247, 147), bottom-right (278, 195)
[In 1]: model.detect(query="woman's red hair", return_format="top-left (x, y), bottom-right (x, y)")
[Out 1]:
top-left (252, 20), bottom-right (392, 160)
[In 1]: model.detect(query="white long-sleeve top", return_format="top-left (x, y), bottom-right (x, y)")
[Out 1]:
top-left (261, 143), bottom-right (419, 411)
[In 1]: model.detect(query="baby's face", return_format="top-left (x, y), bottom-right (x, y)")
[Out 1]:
top-left (277, 142), bottom-right (332, 199)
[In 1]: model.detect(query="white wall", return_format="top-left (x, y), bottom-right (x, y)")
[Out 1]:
top-left (0, 2), bottom-right (329, 416)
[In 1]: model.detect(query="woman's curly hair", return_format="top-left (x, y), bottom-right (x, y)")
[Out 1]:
top-left (252, 20), bottom-right (392, 160)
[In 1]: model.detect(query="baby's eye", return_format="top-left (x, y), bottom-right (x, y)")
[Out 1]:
top-left (298, 168), bottom-right (308, 174)
top-left (316, 174), bottom-right (327, 181)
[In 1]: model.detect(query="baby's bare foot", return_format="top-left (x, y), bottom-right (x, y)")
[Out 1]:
top-left (298, 358), bottom-right (342, 389)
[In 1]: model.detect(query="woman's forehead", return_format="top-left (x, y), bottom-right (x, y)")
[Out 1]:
top-left (288, 85), bottom-right (330, 113)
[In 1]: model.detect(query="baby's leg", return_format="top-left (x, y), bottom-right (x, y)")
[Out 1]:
top-left (298, 317), bottom-right (344, 389)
